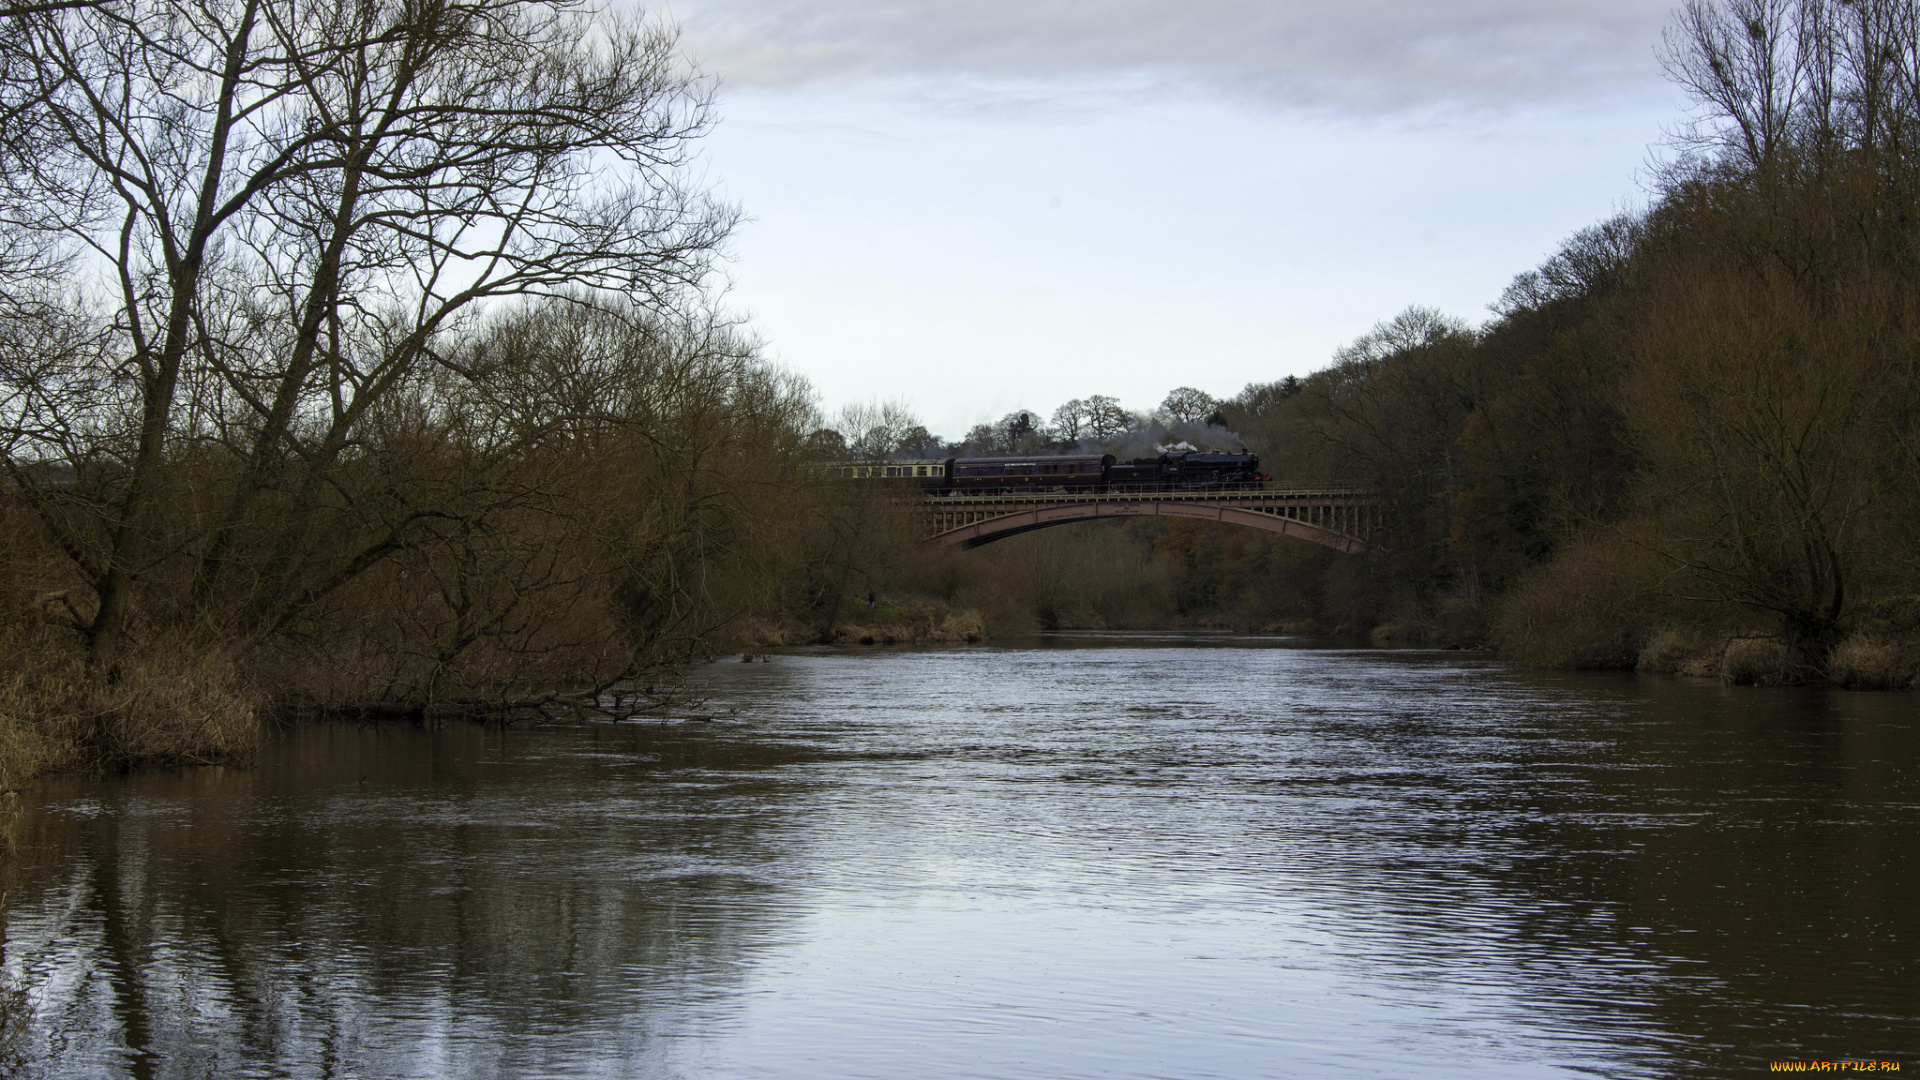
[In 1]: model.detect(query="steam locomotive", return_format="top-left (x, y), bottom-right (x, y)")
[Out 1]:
top-left (800, 451), bottom-right (1267, 494)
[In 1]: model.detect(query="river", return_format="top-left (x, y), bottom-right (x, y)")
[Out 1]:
top-left (2, 634), bottom-right (1915, 1078)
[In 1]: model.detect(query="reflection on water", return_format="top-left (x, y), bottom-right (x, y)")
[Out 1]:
top-left (4, 635), bottom-right (1917, 1078)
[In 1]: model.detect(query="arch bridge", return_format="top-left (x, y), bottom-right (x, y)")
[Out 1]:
top-left (922, 485), bottom-right (1380, 553)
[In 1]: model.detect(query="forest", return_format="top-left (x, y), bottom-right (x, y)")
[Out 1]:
top-left (2, 0), bottom-right (1919, 791)
top-left (913, 0), bottom-right (1920, 697)
top-left (1222, 0), bottom-right (1920, 692)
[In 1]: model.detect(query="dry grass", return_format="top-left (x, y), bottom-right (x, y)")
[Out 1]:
top-left (1368, 616), bottom-right (1438, 646)
top-left (78, 640), bottom-right (260, 768)
top-left (830, 610), bottom-right (986, 646)
top-left (1433, 597), bottom-right (1490, 648)
top-left (0, 618), bottom-right (259, 790)
top-left (1637, 627), bottom-right (1727, 677)
top-left (1722, 637), bottom-right (1798, 686)
top-left (1829, 634), bottom-right (1920, 689)
top-left (0, 621), bottom-right (86, 793)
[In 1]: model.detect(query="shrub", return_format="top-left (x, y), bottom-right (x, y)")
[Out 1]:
top-left (1490, 534), bottom-right (1668, 668)
top-left (0, 619), bottom-right (259, 787)
top-left (1828, 635), bottom-right (1920, 690)
top-left (1434, 596), bottom-right (1489, 648)
top-left (1722, 637), bottom-right (1799, 686)
top-left (1637, 627), bottom-right (1726, 677)
top-left (79, 641), bottom-right (260, 769)
top-left (0, 619), bottom-right (86, 793)
top-left (1369, 615), bottom-right (1437, 646)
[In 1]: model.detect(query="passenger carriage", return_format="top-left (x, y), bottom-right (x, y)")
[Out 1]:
top-left (945, 454), bottom-right (1111, 493)
top-left (799, 451), bottom-right (1267, 493)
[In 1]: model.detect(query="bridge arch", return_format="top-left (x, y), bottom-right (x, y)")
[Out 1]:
top-left (923, 490), bottom-right (1377, 553)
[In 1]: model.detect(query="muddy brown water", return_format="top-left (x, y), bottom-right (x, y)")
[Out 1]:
top-left (3, 634), bottom-right (1916, 1078)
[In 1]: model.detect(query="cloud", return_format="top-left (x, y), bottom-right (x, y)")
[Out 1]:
top-left (663, 0), bottom-right (1678, 113)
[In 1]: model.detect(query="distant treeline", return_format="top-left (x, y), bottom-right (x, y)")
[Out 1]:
top-left (805, 388), bottom-right (1245, 464)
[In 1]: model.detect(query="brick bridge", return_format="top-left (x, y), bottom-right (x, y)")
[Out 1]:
top-left (921, 485), bottom-right (1381, 552)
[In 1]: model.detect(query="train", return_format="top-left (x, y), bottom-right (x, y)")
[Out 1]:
top-left (799, 451), bottom-right (1267, 494)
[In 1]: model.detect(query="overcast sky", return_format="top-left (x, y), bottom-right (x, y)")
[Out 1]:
top-left (659, 0), bottom-right (1688, 438)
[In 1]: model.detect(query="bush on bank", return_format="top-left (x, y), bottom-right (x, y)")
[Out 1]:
top-left (1829, 637), bottom-right (1920, 690)
top-left (0, 612), bottom-right (261, 793)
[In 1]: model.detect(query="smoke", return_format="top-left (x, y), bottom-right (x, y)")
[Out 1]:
top-left (1079, 419), bottom-right (1246, 461)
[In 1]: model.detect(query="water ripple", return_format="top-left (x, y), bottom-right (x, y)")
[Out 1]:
top-left (5, 636), bottom-right (1917, 1078)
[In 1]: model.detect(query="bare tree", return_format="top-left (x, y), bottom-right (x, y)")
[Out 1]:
top-left (1662, 0), bottom-right (1819, 170)
top-left (0, 0), bottom-right (733, 668)
top-left (1084, 395), bottom-right (1132, 441)
top-left (1050, 398), bottom-right (1090, 442)
top-left (997, 410), bottom-right (1041, 451)
top-left (1638, 0), bottom-right (1920, 652)
top-left (895, 425), bottom-right (940, 456)
top-left (1656, 0), bottom-right (1920, 172)
top-left (1626, 267), bottom-right (1888, 650)
top-left (284, 297), bottom-right (813, 717)
top-left (837, 399), bottom-right (923, 459)
top-left (1159, 387), bottom-right (1218, 425)
top-left (1228, 376), bottom-right (1302, 421)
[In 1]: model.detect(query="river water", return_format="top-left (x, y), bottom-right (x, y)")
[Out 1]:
top-left (2, 635), bottom-right (1916, 1078)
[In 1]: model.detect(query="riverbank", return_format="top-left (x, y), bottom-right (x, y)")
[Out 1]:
top-left (1627, 628), bottom-right (1920, 688)
top-left (731, 577), bottom-right (1920, 692)
top-left (1489, 550), bottom-right (1920, 687)
top-left (5, 586), bottom-right (1915, 800)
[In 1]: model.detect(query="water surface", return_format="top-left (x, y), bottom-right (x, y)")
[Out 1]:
top-left (4, 635), bottom-right (1916, 1078)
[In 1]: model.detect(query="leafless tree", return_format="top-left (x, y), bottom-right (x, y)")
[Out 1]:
top-left (836, 399), bottom-right (923, 459)
top-left (0, 0), bottom-right (734, 669)
top-left (894, 425), bottom-right (940, 456)
top-left (1662, 0), bottom-right (1820, 170)
top-left (1083, 395), bottom-right (1132, 441)
top-left (1049, 398), bottom-right (1090, 441)
top-left (279, 297), bottom-right (813, 717)
top-left (1159, 387), bottom-right (1218, 425)
top-left (1636, 0), bottom-right (1920, 650)
top-left (1660, 0), bottom-right (1920, 173)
